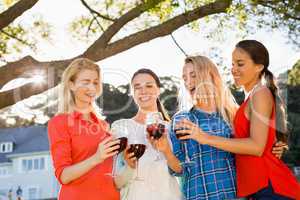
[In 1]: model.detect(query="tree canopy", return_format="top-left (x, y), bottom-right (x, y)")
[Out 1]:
top-left (0, 0), bottom-right (299, 109)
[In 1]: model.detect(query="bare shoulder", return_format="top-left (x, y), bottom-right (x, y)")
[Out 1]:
top-left (251, 86), bottom-right (273, 104)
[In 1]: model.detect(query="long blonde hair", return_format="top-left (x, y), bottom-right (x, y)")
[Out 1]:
top-left (185, 56), bottom-right (238, 125)
top-left (58, 58), bottom-right (102, 114)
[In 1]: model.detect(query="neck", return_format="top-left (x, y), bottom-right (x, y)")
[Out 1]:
top-left (244, 79), bottom-right (261, 93)
top-left (195, 100), bottom-right (217, 113)
top-left (74, 99), bottom-right (92, 114)
top-left (134, 107), bottom-right (158, 124)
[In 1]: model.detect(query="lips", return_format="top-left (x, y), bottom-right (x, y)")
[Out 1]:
top-left (189, 87), bottom-right (195, 95)
top-left (139, 96), bottom-right (151, 102)
top-left (85, 93), bottom-right (96, 98)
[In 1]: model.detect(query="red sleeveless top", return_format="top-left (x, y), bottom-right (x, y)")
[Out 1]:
top-left (234, 97), bottom-right (300, 199)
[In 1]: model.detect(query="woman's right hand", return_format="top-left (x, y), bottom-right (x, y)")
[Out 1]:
top-left (124, 146), bottom-right (137, 169)
top-left (93, 136), bottom-right (120, 164)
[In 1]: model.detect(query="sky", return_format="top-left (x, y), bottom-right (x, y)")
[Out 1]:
top-left (1, 0), bottom-right (300, 88)
top-left (0, 0), bottom-right (299, 124)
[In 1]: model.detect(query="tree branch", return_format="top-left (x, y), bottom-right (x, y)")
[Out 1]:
top-left (83, 0), bottom-right (164, 56)
top-left (80, 0), bottom-right (116, 22)
top-left (170, 33), bottom-right (188, 57)
top-left (0, 30), bottom-right (33, 47)
top-left (257, 1), bottom-right (300, 20)
top-left (0, 0), bottom-right (39, 30)
top-left (84, 0), bottom-right (232, 60)
top-left (0, 0), bottom-right (232, 109)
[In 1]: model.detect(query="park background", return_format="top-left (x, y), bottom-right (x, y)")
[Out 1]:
top-left (0, 0), bottom-right (299, 199)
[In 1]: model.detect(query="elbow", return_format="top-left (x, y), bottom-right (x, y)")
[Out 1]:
top-left (253, 146), bottom-right (265, 157)
top-left (59, 175), bottom-right (71, 185)
top-left (58, 169), bottom-right (71, 185)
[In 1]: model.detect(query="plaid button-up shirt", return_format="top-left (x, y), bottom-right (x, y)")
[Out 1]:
top-left (169, 108), bottom-right (237, 200)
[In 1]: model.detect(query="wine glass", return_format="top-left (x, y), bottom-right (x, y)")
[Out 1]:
top-left (145, 112), bottom-right (166, 161)
top-left (106, 126), bottom-right (128, 177)
top-left (172, 112), bottom-right (196, 165)
top-left (127, 129), bottom-right (147, 181)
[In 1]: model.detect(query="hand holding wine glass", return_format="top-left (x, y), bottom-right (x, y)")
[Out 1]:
top-left (93, 136), bottom-right (120, 164)
top-left (146, 112), bottom-right (167, 161)
top-left (126, 128), bottom-right (147, 181)
top-left (123, 146), bottom-right (137, 169)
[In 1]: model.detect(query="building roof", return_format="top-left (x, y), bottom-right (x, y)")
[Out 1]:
top-left (0, 126), bottom-right (49, 163)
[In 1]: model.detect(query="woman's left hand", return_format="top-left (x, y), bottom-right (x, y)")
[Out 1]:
top-left (175, 119), bottom-right (209, 144)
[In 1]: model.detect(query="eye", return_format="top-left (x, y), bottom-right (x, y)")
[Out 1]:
top-left (238, 63), bottom-right (244, 67)
top-left (134, 86), bottom-right (141, 90)
top-left (146, 84), bottom-right (154, 88)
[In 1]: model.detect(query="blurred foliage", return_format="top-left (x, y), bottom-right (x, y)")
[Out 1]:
top-left (0, 15), bottom-right (52, 61)
top-left (1, 0), bottom-right (299, 61)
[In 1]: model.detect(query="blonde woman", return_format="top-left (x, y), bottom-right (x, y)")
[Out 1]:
top-left (167, 55), bottom-right (292, 200)
top-left (48, 58), bottom-right (120, 200)
top-left (165, 56), bottom-right (238, 200)
top-left (176, 42), bottom-right (299, 199)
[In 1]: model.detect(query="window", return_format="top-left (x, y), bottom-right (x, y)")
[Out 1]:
top-left (0, 167), bottom-right (10, 176)
top-left (0, 142), bottom-right (13, 153)
top-left (28, 187), bottom-right (39, 200)
top-left (22, 157), bottom-right (45, 172)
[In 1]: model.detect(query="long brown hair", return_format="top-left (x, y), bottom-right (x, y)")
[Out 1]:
top-left (236, 40), bottom-right (288, 143)
top-left (131, 68), bottom-right (170, 121)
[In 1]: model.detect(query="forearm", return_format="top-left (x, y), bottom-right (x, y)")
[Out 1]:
top-left (163, 149), bottom-right (182, 173)
top-left (60, 154), bottom-right (100, 184)
top-left (204, 135), bottom-right (265, 156)
top-left (114, 165), bottom-right (135, 189)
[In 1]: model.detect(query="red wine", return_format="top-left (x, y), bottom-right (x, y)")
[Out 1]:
top-left (127, 144), bottom-right (146, 159)
top-left (112, 137), bottom-right (128, 154)
top-left (174, 128), bottom-right (190, 139)
top-left (146, 123), bottom-right (165, 140)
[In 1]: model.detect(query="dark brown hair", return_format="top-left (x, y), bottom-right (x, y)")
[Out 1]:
top-left (236, 40), bottom-right (288, 143)
top-left (131, 68), bottom-right (170, 121)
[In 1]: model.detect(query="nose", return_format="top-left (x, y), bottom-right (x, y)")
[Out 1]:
top-left (86, 83), bottom-right (97, 92)
top-left (231, 64), bottom-right (238, 74)
top-left (184, 78), bottom-right (192, 89)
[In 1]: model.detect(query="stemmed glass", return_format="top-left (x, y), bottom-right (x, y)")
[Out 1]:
top-left (106, 126), bottom-right (128, 177)
top-left (127, 128), bottom-right (147, 181)
top-left (172, 112), bottom-right (196, 165)
top-left (145, 112), bottom-right (166, 161)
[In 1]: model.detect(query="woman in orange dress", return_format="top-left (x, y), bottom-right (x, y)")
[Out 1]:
top-left (48, 58), bottom-right (120, 200)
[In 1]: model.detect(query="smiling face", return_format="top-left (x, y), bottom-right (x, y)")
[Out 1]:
top-left (231, 47), bottom-right (264, 91)
top-left (182, 62), bottom-right (197, 99)
top-left (70, 69), bottom-right (101, 108)
top-left (131, 73), bottom-right (160, 111)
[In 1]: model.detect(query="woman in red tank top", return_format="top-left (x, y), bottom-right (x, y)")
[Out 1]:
top-left (175, 40), bottom-right (299, 199)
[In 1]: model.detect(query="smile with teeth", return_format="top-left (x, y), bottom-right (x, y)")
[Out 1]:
top-left (139, 96), bottom-right (151, 102)
top-left (190, 87), bottom-right (195, 94)
top-left (86, 93), bottom-right (96, 98)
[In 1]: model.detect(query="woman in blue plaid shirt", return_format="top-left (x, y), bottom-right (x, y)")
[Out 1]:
top-left (153, 55), bottom-right (238, 200)
top-left (144, 56), bottom-right (285, 200)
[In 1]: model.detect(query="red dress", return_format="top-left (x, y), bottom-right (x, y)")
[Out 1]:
top-left (234, 98), bottom-right (300, 199)
top-left (48, 111), bottom-right (120, 200)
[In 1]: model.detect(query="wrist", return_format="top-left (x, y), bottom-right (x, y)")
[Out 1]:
top-left (196, 132), bottom-right (210, 145)
top-left (91, 154), bottom-right (103, 166)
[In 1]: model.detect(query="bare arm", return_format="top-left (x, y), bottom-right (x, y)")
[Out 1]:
top-left (177, 87), bottom-right (274, 156)
top-left (149, 134), bottom-right (182, 173)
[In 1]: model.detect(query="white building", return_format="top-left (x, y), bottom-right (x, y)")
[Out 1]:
top-left (0, 126), bottom-right (59, 200)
